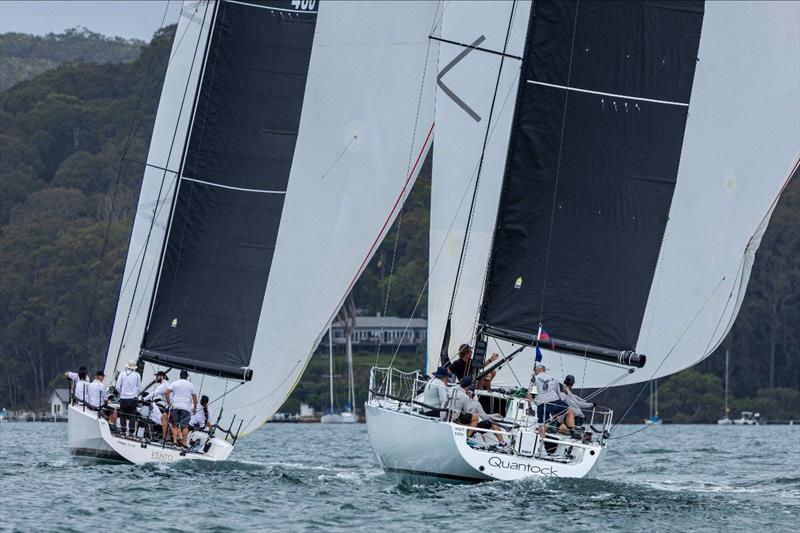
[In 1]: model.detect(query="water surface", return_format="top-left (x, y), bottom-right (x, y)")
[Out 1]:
top-left (1, 423), bottom-right (797, 531)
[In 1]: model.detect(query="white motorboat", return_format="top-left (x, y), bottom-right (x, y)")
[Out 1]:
top-left (320, 412), bottom-right (358, 425)
top-left (733, 411), bottom-right (761, 426)
top-left (68, 0), bottom-right (442, 463)
top-left (366, 368), bottom-right (609, 482)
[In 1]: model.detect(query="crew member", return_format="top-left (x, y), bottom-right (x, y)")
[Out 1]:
top-left (141, 370), bottom-right (170, 441)
top-left (165, 369), bottom-right (198, 448)
top-left (64, 367), bottom-right (89, 404)
top-left (527, 362), bottom-right (574, 434)
top-left (116, 360), bottom-right (141, 436)
top-left (561, 374), bottom-right (594, 425)
top-left (422, 367), bottom-right (450, 417)
top-left (189, 395), bottom-right (212, 430)
top-left (450, 376), bottom-right (480, 437)
top-left (449, 344), bottom-right (472, 380)
top-left (465, 387), bottom-right (507, 446)
top-left (86, 370), bottom-right (115, 423)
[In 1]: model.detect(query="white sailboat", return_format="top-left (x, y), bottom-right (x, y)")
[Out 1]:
top-left (69, 0), bottom-right (441, 463)
top-left (644, 380), bottom-right (662, 425)
top-left (366, 0), bottom-right (799, 482)
top-left (320, 324), bottom-right (357, 424)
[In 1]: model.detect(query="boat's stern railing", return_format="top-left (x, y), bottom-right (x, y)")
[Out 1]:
top-left (368, 366), bottom-right (424, 405)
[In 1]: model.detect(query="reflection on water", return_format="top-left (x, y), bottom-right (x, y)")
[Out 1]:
top-left (1, 423), bottom-right (797, 531)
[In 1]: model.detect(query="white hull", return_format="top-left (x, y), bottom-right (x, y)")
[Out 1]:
top-left (67, 404), bottom-right (234, 464)
top-left (365, 402), bottom-right (604, 482)
top-left (68, 404), bottom-right (124, 461)
top-left (97, 418), bottom-right (234, 464)
top-left (320, 412), bottom-right (358, 424)
top-left (717, 417), bottom-right (733, 425)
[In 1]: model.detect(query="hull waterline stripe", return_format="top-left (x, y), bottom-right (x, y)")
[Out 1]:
top-left (181, 176), bottom-right (287, 194)
top-left (71, 447), bottom-right (127, 462)
top-left (526, 80), bottom-right (689, 107)
top-left (223, 0), bottom-right (318, 14)
top-left (384, 467), bottom-right (484, 483)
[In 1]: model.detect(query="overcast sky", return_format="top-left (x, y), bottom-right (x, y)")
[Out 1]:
top-left (0, 1), bottom-right (183, 41)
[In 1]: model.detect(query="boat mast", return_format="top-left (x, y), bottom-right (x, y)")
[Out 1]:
top-left (347, 329), bottom-right (355, 413)
top-left (724, 348), bottom-right (729, 418)
top-left (329, 324), bottom-right (334, 414)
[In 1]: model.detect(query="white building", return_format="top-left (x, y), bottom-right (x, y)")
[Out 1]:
top-left (326, 315), bottom-right (427, 351)
top-left (49, 389), bottom-right (70, 418)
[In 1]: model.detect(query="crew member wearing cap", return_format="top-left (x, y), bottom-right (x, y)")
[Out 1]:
top-left (449, 344), bottom-right (473, 380)
top-left (561, 374), bottom-right (594, 425)
top-left (450, 376), bottom-right (480, 437)
top-left (86, 369), bottom-right (116, 423)
top-left (116, 360), bottom-right (142, 436)
top-left (527, 362), bottom-right (574, 435)
top-left (141, 370), bottom-right (170, 441)
top-left (165, 369), bottom-right (198, 447)
top-left (422, 367), bottom-right (451, 417)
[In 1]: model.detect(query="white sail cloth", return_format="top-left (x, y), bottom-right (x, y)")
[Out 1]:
top-left (106, 0), bottom-right (442, 434)
top-left (428, 1), bottom-right (800, 390)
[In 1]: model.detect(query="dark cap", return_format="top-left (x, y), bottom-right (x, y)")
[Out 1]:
top-left (433, 367), bottom-right (449, 378)
top-left (458, 343), bottom-right (472, 355)
top-left (95, 370), bottom-right (105, 377)
top-left (154, 370), bottom-right (168, 378)
top-left (200, 394), bottom-right (209, 405)
top-left (564, 374), bottom-right (575, 386)
top-left (179, 369), bottom-right (189, 379)
top-left (78, 366), bottom-right (87, 372)
top-left (460, 376), bottom-right (474, 388)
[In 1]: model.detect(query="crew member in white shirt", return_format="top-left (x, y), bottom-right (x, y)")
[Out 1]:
top-left (527, 362), bottom-right (574, 433)
top-left (165, 369), bottom-right (198, 447)
top-left (86, 370), bottom-right (116, 423)
top-left (64, 367), bottom-right (89, 404)
top-left (116, 360), bottom-right (142, 436)
top-left (141, 370), bottom-right (170, 441)
top-left (189, 395), bottom-right (212, 430)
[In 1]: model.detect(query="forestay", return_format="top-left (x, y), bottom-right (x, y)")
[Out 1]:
top-left (427, 0), bottom-right (532, 373)
top-left (105, 0), bottom-right (441, 433)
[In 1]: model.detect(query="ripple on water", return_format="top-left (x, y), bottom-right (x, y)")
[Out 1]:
top-left (1, 423), bottom-right (797, 532)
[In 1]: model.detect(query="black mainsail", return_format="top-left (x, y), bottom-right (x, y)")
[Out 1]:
top-left (141, 0), bottom-right (318, 379)
top-left (478, 1), bottom-right (704, 367)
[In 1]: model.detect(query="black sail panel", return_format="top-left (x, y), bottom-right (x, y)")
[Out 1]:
top-left (142, 1), bottom-right (318, 378)
top-left (482, 1), bottom-right (703, 353)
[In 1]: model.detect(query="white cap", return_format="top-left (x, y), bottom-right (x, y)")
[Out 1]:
top-left (534, 362), bottom-right (545, 371)
top-left (125, 360), bottom-right (137, 369)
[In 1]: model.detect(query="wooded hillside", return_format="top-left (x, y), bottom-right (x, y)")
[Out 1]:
top-left (0, 28), bottom-right (797, 422)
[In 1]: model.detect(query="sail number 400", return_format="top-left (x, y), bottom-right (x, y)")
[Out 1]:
top-left (291, 0), bottom-right (316, 10)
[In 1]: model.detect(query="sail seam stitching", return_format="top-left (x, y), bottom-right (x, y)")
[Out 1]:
top-left (181, 176), bottom-right (287, 194)
top-left (526, 80), bottom-right (689, 107)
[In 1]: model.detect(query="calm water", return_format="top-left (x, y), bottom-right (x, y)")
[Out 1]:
top-left (1, 423), bottom-right (797, 532)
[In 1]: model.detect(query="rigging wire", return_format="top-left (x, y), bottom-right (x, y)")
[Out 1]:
top-left (110, 0), bottom-right (214, 372)
top-left (82, 0), bottom-right (173, 363)
top-left (443, 0), bottom-right (519, 339)
top-left (385, 67), bottom-right (523, 370)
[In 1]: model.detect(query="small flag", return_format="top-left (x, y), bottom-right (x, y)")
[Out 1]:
top-left (535, 346), bottom-right (543, 362)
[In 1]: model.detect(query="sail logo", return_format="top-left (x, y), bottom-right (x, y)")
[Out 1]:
top-left (487, 456), bottom-right (558, 477)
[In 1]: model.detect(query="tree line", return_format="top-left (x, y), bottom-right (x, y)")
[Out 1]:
top-left (0, 27), bottom-right (797, 422)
